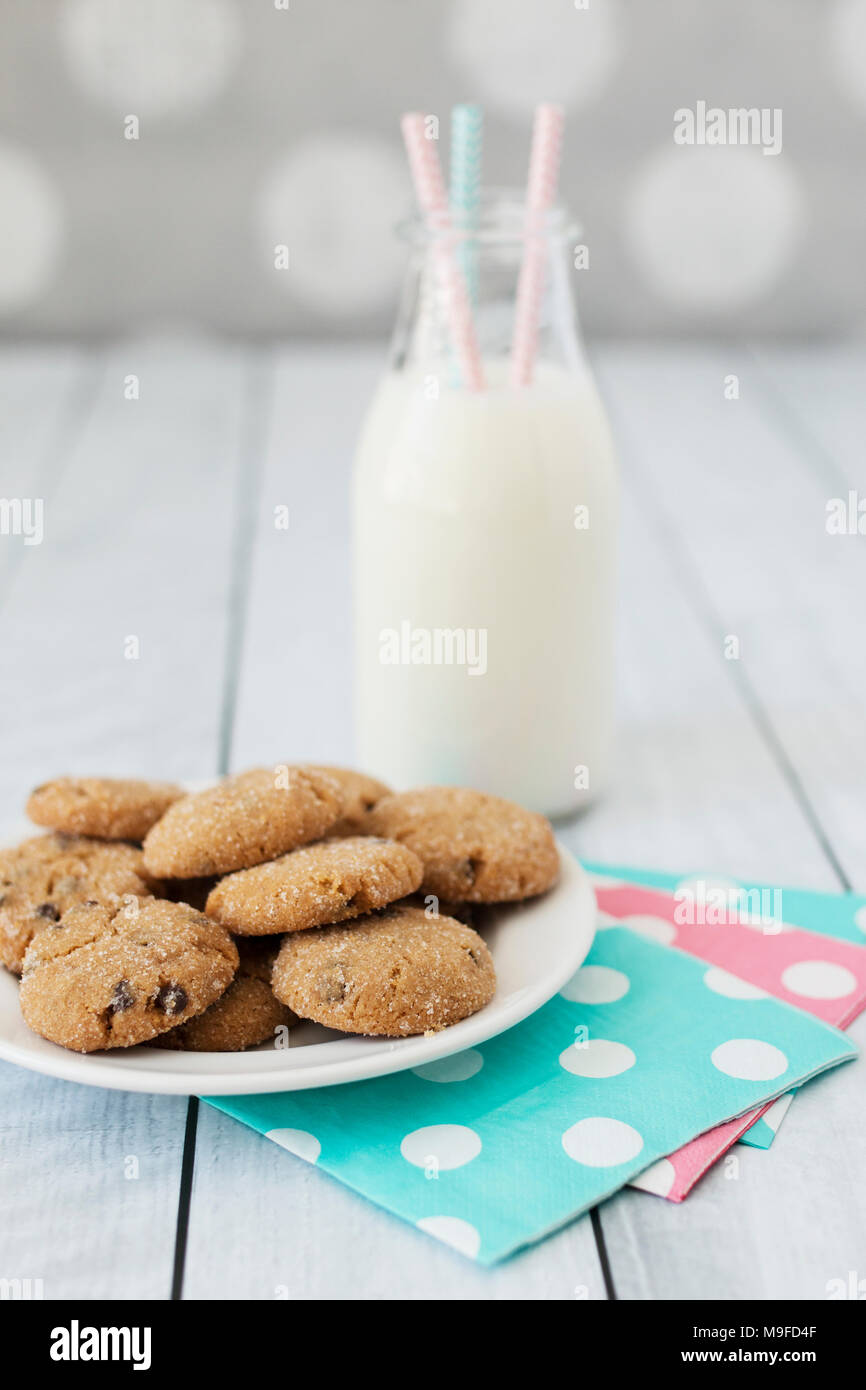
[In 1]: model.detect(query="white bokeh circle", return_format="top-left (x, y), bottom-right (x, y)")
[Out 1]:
top-left (630, 1157), bottom-right (676, 1197)
top-left (780, 960), bottom-right (857, 1000)
top-left (711, 1038), bottom-right (788, 1081)
top-left (61, 0), bottom-right (240, 119)
top-left (412, 1049), bottom-right (484, 1083)
top-left (626, 143), bottom-right (805, 312)
top-left (449, 0), bottom-right (620, 117)
top-left (400, 1123), bottom-right (482, 1171)
top-left (416, 1215), bottom-right (481, 1258)
top-left (562, 1116), bottom-right (644, 1167)
top-left (559, 1038), bottom-right (636, 1078)
top-left (265, 1127), bottom-right (321, 1164)
top-left (0, 144), bottom-right (63, 314)
top-left (626, 914), bottom-right (677, 946)
top-left (258, 135), bottom-right (406, 316)
top-left (560, 964), bottom-right (630, 1004)
top-left (703, 966), bottom-right (768, 1001)
top-left (830, 0), bottom-right (866, 115)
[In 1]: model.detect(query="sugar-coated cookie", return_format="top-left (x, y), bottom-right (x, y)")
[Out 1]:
top-left (156, 938), bottom-right (296, 1051)
top-left (142, 766), bottom-right (342, 878)
top-left (307, 766), bottom-right (391, 836)
top-left (0, 833), bottom-right (160, 975)
top-left (271, 902), bottom-right (496, 1036)
top-left (19, 898), bottom-right (238, 1052)
top-left (205, 835), bottom-right (423, 935)
top-left (368, 786), bottom-right (559, 902)
top-left (27, 777), bottom-right (185, 842)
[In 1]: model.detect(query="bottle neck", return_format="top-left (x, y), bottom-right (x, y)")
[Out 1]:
top-left (390, 194), bottom-right (586, 390)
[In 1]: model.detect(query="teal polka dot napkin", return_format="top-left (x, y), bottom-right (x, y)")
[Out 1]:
top-left (205, 926), bottom-right (856, 1265)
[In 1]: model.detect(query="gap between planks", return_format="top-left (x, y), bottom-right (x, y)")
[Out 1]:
top-left (170, 348), bottom-right (275, 1300)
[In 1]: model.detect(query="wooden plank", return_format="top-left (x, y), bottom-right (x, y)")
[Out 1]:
top-left (594, 344), bottom-right (866, 892)
top-left (559, 471), bottom-right (842, 890)
top-left (752, 344), bottom-right (866, 493)
top-left (584, 344), bottom-right (866, 1299)
top-left (180, 346), bottom-right (608, 1299)
top-left (0, 1066), bottom-right (189, 1301)
top-left (0, 347), bottom-right (96, 604)
top-left (0, 340), bottom-right (252, 1298)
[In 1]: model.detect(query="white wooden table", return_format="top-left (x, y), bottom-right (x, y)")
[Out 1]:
top-left (1, 340), bottom-right (864, 1301)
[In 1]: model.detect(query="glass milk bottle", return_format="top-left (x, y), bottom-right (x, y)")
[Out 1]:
top-left (353, 191), bottom-right (618, 817)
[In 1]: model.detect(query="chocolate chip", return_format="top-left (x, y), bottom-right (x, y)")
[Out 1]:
top-left (321, 973), bottom-right (347, 1003)
top-left (35, 902), bottom-right (60, 921)
top-left (83, 899), bottom-right (100, 907)
top-left (108, 980), bottom-right (135, 1014)
top-left (154, 983), bottom-right (188, 1016)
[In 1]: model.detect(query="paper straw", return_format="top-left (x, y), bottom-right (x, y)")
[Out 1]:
top-left (401, 112), bottom-right (486, 393)
top-left (509, 103), bottom-right (565, 389)
top-left (450, 103), bottom-right (483, 303)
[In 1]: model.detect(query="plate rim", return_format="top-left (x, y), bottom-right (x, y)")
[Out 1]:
top-left (0, 837), bottom-right (595, 1095)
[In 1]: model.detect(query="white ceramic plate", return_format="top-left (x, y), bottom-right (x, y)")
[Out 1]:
top-left (0, 827), bottom-right (595, 1095)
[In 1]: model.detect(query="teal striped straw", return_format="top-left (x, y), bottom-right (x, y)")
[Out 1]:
top-left (449, 103), bottom-right (483, 385)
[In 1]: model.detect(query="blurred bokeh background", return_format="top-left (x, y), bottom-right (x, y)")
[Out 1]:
top-left (1, 0), bottom-right (865, 342)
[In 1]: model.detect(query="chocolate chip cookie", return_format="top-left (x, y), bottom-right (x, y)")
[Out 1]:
top-left (205, 835), bottom-right (423, 935)
top-left (368, 786), bottom-right (559, 902)
top-left (142, 766), bottom-right (342, 878)
top-left (0, 833), bottom-right (160, 975)
top-left (27, 777), bottom-right (185, 842)
top-left (271, 902), bottom-right (496, 1036)
top-left (19, 898), bottom-right (238, 1052)
top-left (156, 938), bottom-right (297, 1051)
top-left (308, 766), bottom-right (391, 836)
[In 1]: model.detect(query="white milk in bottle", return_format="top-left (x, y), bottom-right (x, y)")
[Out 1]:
top-left (353, 194), bottom-right (618, 816)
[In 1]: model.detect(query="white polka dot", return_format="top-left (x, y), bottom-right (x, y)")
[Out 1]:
top-left (0, 144), bottom-right (63, 313)
top-left (830, 0), bottom-right (866, 114)
top-left (61, 0), bottom-right (240, 119)
top-left (449, 0), bottom-right (620, 117)
top-left (400, 1124), bottom-right (481, 1171)
top-left (559, 1038), bottom-right (636, 1078)
top-left (781, 960), bottom-right (857, 1000)
top-left (626, 144), bottom-right (804, 312)
top-left (587, 871), bottom-right (626, 890)
top-left (853, 904), bottom-right (866, 937)
top-left (258, 135), bottom-right (406, 316)
top-left (412, 1049), bottom-right (484, 1083)
top-left (595, 910), bottom-right (621, 930)
top-left (560, 965), bottom-right (630, 1004)
top-left (266, 1128), bottom-right (321, 1164)
top-left (562, 1116), bottom-right (644, 1167)
top-left (739, 915), bottom-right (789, 934)
top-left (626, 914), bottom-right (677, 946)
top-left (631, 1157), bottom-right (676, 1197)
top-left (416, 1215), bottom-right (481, 1258)
top-left (675, 875), bottom-right (743, 899)
top-left (711, 1038), bottom-right (788, 1082)
top-left (703, 967), bottom-right (768, 1000)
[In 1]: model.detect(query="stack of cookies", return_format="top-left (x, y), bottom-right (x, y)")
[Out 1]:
top-left (1, 767), bottom-right (560, 1054)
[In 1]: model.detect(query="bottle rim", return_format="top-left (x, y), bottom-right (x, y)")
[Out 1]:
top-left (395, 185), bottom-right (581, 246)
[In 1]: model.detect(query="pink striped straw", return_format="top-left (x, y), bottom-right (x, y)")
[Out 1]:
top-left (400, 112), bottom-right (486, 392)
top-left (510, 103), bottom-right (565, 389)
